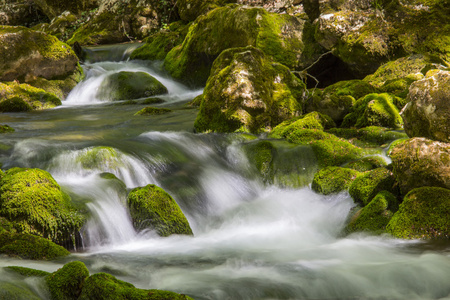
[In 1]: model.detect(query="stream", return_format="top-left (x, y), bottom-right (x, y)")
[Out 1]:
top-left (0, 44), bottom-right (449, 300)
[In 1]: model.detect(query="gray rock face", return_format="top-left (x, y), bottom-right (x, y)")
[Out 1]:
top-left (402, 70), bottom-right (450, 143)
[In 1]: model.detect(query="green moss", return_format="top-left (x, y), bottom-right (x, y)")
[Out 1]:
top-left (127, 184), bottom-right (193, 237)
top-left (271, 112), bottom-right (336, 139)
top-left (0, 232), bottom-right (70, 260)
top-left (0, 124), bottom-right (14, 133)
top-left (328, 126), bottom-right (407, 147)
top-left (0, 282), bottom-right (41, 300)
top-left (0, 168), bottom-right (85, 246)
top-left (346, 190), bottom-right (399, 234)
top-left (243, 140), bottom-right (276, 183)
top-left (311, 166), bottom-right (360, 195)
top-left (5, 266), bottom-right (50, 277)
top-left (79, 272), bottom-right (194, 300)
top-left (76, 147), bottom-right (122, 170)
top-left (344, 156), bottom-right (387, 172)
top-left (310, 138), bottom-right (365, 168)
top-left (349, 167), bottom-right (397, 206)
top-left (134, 107), bottom-right (172, 116)
top-left (341, 93), bottom-right (403, 129)
top-left (0, 97), bottom-right (32, 112)
top-left (0, 82), bottom-right (61, 112)
top-left (97, 71), bottom-right (168, 101)
top-left (386, 187), bottom-right (450, 239)
top-left (46, 261), bottom-right (90, 300)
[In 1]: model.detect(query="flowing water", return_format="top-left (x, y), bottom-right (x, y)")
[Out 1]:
top-left (0, 44), bottom-right (449, 300)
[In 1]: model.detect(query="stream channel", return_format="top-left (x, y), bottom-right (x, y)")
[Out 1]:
top-left (0, 44), bottom-right (449, 300)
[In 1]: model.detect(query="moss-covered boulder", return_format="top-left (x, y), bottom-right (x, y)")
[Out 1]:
top-left (34, 0), bottom-right (96, 19)
top-left (134, 107), bottom-right (172, 116)
top-left (311, 166), bottom-right (360, 195)
top-left (96, 71), bottom-right (168, 101)
top-left (402, 70), bottom-right (450, 142)
top-left (130, 22), bottom-right (191, 61)
top-left (127, 184), bottom-right (193, 237)
top-left (389, 137), bottom-right (450, 195)
top-left (0, 1), bottom-right (48, 27)
top-left (243, 140), bottom-right (276, 183)
top-left (194, 46), bottom-right (305, 133)
top-left (0, 168), bottom-right (85, 246)
top-left (164, 4), bottom-right (321, 86)
top-left (46, 261), bottom-right (90, 300)
top-left (349, 167), bottom-right (397, 206)
top-left (177, 0), bottom-right (236, 22)
top-left (270, 111), bottom-right (336, 139)
top-left (0, 82), bottom-right (62, 112)
top-left (328, 126), bottom-right (408, 147)
top-left (346, 190), bottom-right (399, 234)
top-left (0, 231), bottom-right (70, 260)
top-left (79, 272), bottom-right (193, 300)
top-left (386, 187), bottom-right (450, 239)
top-left (0, 26), bottom-right (79, 82)
top-left (76, 146), bottom-right (124, 171)
top-left (344, 156), bottom-right (387, 172)
top-left (341, 93), bottom-right (403, 129)
top-left (304, 80), bottom-right (377, 123)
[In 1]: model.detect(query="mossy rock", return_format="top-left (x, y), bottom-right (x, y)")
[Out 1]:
top-left (243, 140), bottom-right (276, 183)
top-left (328, 126), bottom-right (408, 147)
top-left (346, 190), bottom-right (399, 235)
top-left (0, 82), bottom-right (62, 112)
top-left (349, 167), bottom-right (397, 206)
top-left (127, 184), bottom-right (193, 237)
top-left (46, 261), bottom-right (90, 300)
top-left (164, 5), bottom-right (321, 86)
top-left (177, 0), bottom-right (236, 22)
top-left (389, 137), bottom-right (450, 195)
top-left (0, 282), bottom-right (42, 300)
top-left (344, 156), bottom-right (387, 172)
top-left (386, 187), bottom-right (450, 239)
top-left (130, 22), bottom-right (191, 61)
top-left (0, 26), bottom-right (79, 82)
top-left (97, 71), bottom-right (168, 101)
top-left (76, 147), bottom-right (123, 171)
top-left (0, 125), bottom-right (14, 133)
top-left (4, 266), bottom-right (50, 277)
top-left (0, 168), bottom-right (85, 246)
top-left (194, 46), bottom-right (305, 133)
top-left (0, 232), bottom-right (70, 260)
top-left (79, 272), bottom-right (194, 300)
top-left (304, 80), bottom-right (378, 123)
top-left (34, 0), bottom-right (96, 19)
top-left (311, 166), bottom-right (360, 195)
top-left (270, 111), bottom-right (336, 139)
top-left (134, 107), bottom-right (172, 116)
top-left (341, 93), bottom-right (403, 129)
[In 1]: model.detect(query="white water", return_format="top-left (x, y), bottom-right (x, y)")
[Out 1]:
top-left (1, 44), bottom-right (449, 300)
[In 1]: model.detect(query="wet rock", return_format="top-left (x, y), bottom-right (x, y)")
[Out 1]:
top-left (0, 82), bottom-right (61, 112)
top-left (134, 107), bottom-right (172, 116)
top-left (312, 166), bottom-right (360, 195)
top-left (271, 111), bottom-right (336, 139)
top-left (46, 261), bottom-right (90, 300)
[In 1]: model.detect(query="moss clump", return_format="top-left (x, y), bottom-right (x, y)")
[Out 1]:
top-left (96, 71), bottom-right (168, 101)
top-left (344, 156), bottom-right (387, 172)
top-left (79, 272), bottom-right (194, 300)
top-left (346, 190), bottom-right (399, 234)
top-left (0, 168), bottom-right (85, 246)
top-left (134, 107), bottom-right (172, 116)
top-left (311, 166), bottom-right (360, 195)
top-left (0, 232), bottom-right (70, 260)
top-left (304, 80), bottom-right (378, 123)
top-left (127, 184), bottom-right (193, 237)
top-left (46, 261), bottom-right (90, 300)
top-left (270, 111), bottom-right (336, 139)
top-left (0, 82), bottom-right (61, 112)
top-left (5, 266), bottom-right (50, 277)
top-left (310, 138), bottom-right (364, 168)
top-left (341, 93), bottom-right (403, 129)
top-left (76, 147), bottom-right (123, 171)
top-left (328, 126), bottom-right (408, 147)
top-left (349, 167), bottom-right (397, 206)
top-left (386, 187), bottom-right (450, 239)
top-left (243, 140), bottom-right (276, 183)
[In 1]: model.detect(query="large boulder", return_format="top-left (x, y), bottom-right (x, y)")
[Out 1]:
top-left (34, 0), bottom-right (97, 19)
top-left (311, 166), bottom-right (360, 195)
top-left (0, 0), bottom-right (48, 27)
top-left (0, 26), bottom-right (79, 82)
top-left (96, 71), bottom-right (167, 101)
top-left (127, 184), bottom-right (193, 237)
top-left (0, 82), bottom-right (61, 112)
top-left (0, 168), bottom-right (85, 247)
top-left (389, 138), bottom-right (450, 195)
top-left (401, 70), bottom-right (450, 142)
top-left (46, 261), bottom-right (90, 300)
top-left (386, 187), bottom-right (450, 239)
top-left (164, 4), bottom-right (322, 86)
top-left (194, 46), bottom-right (306, 133)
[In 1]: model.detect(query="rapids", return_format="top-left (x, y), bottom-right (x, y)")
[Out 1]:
top-left (0, 44), bottom-right (449, 300)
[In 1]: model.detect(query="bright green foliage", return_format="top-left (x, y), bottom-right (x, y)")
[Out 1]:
top-left (243, 140), bottom-right (276, 183)
top-left (271, 111), bottom-right (336, 139)
top-left (341, 93), bottom-right (403, 129)
top-left (386, 187), bottom-right (450, 239)
top-left (46, 261), bottom-right (90, 300)
top-left (0, 82), bottom-right (61, 112)
top-left (305, 80), bottom-right (378, 123)
top-left (346, 190), bottom-right (399, 234)
top-left (0, 168), bottom-right (85, 246)
top-left (0, 282), bottom-right (41, 300)
top-left (127, 184), bottom-right (193, 237)
top-left (79, 272), bottom-right (194, 300)
top-left (96, 71), bottom-right (167, 101)
top-left (328, 126), bottom-right (407, 147)
top-left (134, 107), bottom-right (172, 116)
top-left (311, 166), bottom-right (360, 195)
top-left (194, 46), bottom-right (305, 133)
top-left (345, 156), bottom-right (387, 172)
top-left (0, 232), bottom-right (70, 260)
top-left (5, 266), bottom-right (50, 277)
top-left (349, 167), bottom-right (397, 206)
